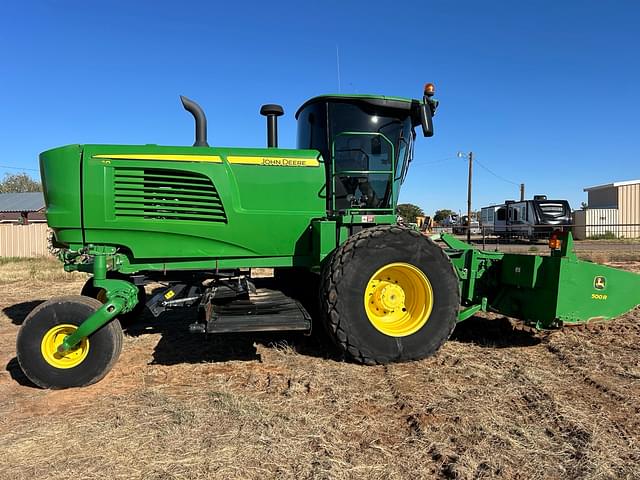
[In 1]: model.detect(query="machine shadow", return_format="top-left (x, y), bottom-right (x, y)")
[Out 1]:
top-left (150, 325), bottom-right (341, 366)
top-left (4, 300), bottom-right (539, 373)
top-left (450, 315), bottom-right (541, 348)
top-left (131, 276), bottom-right (342, 366)
top-left (3, 300), bottom-right (46, 326)
top-left (127, 305), bottom-right (342, 366)
top-left (5, 357), bottom-right (38, 388)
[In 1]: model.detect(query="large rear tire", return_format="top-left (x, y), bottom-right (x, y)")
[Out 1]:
top-left (16, 296), bottom-right (123, 389)
top-left (320, 225), bottom-right (460, 364)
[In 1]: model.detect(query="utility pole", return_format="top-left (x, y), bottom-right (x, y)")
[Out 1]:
top-left (520, 183), bottom-right (525, 201)
top-left (458, 151), bottom-right (473, 243)
top-left (466, 152), bottom-right (473, 243)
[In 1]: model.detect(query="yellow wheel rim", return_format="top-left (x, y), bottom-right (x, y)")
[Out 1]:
top-left (364, 262), bottom-right (433, 337)
top-left (40, 324), bottom-right (90, 369)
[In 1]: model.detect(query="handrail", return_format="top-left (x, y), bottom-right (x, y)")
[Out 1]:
top-left (330, 131), bottom-right (395, 213)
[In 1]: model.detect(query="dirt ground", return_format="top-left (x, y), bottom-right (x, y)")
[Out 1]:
top-left (0, 257), bottom-right (639, 480)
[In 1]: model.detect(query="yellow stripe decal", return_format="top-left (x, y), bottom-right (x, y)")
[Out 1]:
top-left (93, 154), bottom-right (222, 163)
top-left (226, 156), bottom-right (320, 167)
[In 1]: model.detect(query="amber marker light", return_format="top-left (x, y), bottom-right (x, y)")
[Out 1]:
top-left (424, 83), bottom-right (436, 96)
top-left (549, 231), bottom-right (562, 250)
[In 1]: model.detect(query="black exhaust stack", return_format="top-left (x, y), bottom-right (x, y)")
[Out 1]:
top-left (180, 95), bottom-right (209, 147)
top-left (260, 104), bottom-right (284, 148)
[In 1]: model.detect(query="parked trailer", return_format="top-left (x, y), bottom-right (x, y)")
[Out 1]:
top-left (480, 195), bottom-right (571, 240)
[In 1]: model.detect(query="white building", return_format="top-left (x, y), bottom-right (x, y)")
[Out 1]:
top-left (574, 179), bottom-right (640, 239)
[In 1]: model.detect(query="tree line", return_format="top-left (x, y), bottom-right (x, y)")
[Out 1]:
top-left (0, 173), bottom-right (42, 193)
top-left (397, 203), bottom-right (457, 223)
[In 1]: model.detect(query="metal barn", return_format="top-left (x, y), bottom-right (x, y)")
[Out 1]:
top-left (575, 180), bottom-right (640, 238)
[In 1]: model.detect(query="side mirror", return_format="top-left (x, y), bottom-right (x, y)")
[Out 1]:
top-left (419, 103), bottom-right (434, 137)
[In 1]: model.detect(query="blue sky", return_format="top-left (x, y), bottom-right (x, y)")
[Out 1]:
top-left (1, 1), bottom-right (638, 215)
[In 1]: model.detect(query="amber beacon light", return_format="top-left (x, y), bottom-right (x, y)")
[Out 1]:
top-left (424, 83), bottom-right (436, 97)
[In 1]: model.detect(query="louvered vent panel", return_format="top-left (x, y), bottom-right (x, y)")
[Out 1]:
top-left (113, 167), bottom-right (227, 223)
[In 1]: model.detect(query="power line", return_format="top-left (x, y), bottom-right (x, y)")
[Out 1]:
top-left (474, 158), bottom-right (519, 186)
top-left (0, 164), bottom-right (39, 172)
top-left (416, 155), bottom-right (457, 166)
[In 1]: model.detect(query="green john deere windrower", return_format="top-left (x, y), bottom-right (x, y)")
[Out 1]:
top-left (16, 84), bottom-right (640, 388)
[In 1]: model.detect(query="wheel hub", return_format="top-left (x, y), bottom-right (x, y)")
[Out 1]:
top-left (40, 324), bottom-right (90, 369)
top-left (364, 263), bottom-right (433, 337)
top-left (372, 282), bottom-right (406, 312)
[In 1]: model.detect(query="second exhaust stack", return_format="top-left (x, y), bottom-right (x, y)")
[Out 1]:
top-left (260, 104), bottom-right (284, 148)
top-left (180, 95), bottom-right (209, 147)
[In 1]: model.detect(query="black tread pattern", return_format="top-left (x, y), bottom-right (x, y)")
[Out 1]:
top-left (320, 225), bottom-right (460, 365)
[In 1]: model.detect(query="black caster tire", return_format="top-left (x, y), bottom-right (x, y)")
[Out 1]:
top-left (16, 296), bottom-right (123, 389)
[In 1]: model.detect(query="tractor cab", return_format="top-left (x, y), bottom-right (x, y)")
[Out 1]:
top-left (295, 88), bottom-right (437, 216)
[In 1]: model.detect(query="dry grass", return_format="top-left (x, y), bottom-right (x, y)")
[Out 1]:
top-left (578, 251), bottom-right (640, 263)
top-left (0, 259), bottom-right (639, 479)
top-left (0, 257), bottom-right (87, 285)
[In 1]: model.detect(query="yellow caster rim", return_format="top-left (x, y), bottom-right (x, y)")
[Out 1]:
top-left (364, 262), bottom-right (433, 337)
top-left (40, 324), bottom-right (90, 369)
